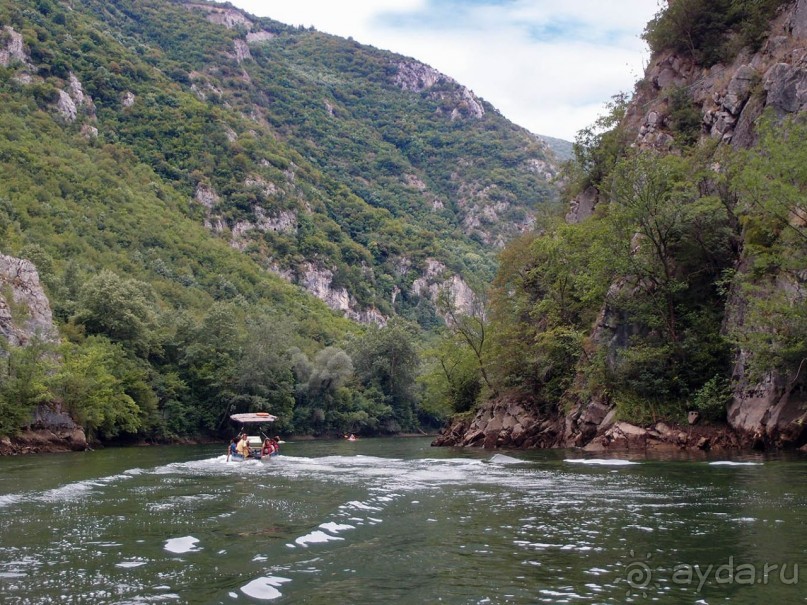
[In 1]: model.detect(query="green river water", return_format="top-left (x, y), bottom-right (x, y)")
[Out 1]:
top-left (0, 437), bottom-right (804, 604)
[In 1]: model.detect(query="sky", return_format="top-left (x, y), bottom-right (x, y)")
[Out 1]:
top-left (220, 0), bottom-right (661, 141)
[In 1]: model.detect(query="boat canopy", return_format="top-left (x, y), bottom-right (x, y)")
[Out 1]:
top-left (230, 412), bottom-right (277, 424)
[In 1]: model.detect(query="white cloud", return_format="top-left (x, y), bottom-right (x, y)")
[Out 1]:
top-left (220, 0), bottom-right (659, 141)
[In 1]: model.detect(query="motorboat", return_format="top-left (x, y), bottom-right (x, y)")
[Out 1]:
top-left (228, 412), bottom-right (280, 461)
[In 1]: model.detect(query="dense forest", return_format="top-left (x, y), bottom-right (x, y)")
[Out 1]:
top-left (2, 0), bottom-right (805, 448)
top-left (0, 0), bottom-right (558, 443)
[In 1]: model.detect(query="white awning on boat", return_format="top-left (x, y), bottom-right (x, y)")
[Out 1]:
top-left (230, 412), bottom-right (277, 423)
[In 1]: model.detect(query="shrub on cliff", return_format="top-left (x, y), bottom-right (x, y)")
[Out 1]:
top-left (643, 0), bottom-right (790, 66)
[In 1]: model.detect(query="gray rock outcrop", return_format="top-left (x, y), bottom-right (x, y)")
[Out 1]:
top-left (0, 254), bottom-right (57, 347)
top-left (392, 60), bottom-right (485, 120)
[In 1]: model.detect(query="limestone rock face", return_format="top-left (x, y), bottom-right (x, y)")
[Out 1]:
top-left (764, 60), bottom-right (807, 114)
top-left (246, 31), bottom-right (276, 44)
top-left (728, 370), bottom-right (807, 448)
top-left (410, 259), bottom-right (477, 318)
top-left (431, 395), bottom-right (563, 449)
top-left (233, 39), bottom-right (252, 63)
top-left (621, 0), bottom-right (807, 150)
top-left (392, 60), bottom-right (485, 120)
top-left (185, 3), bottom-right (253, 30)
top-left (300, 263), bottom-right (386, 325)
top-left (565, 186), bottom-right (599, 224)
top-left (55, 89), bottom-right (78, 122)
top-left (1, 405), bottom-right (87, 454)
top-left (0, 257), bottom-right (86, 454)
top-left (0, 26), bottom-right (30, 67)
top-left (0, 254), bottom-right (57, 347)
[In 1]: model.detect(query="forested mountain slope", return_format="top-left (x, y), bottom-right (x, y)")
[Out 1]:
top-left (0, 0), bottom-right (561, 446)
top-left (1, 0), bottom-right (559, 326)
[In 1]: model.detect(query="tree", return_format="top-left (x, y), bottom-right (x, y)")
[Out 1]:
top-left (234, 314), bottom-right (295, 429)
top-left (51, 337), bottom-right (141, 440)
top-left (610, 152), bottom-right (691, 343)
top-left (436, 281), bottom-right (494, 393)
top-left (0, 337), bottom-right (54, 437)
top-left (177, 302), bottom-right (243, 432)
top-left (350, 318), bottom-right (421, 430)
top-left (420, 331), bottom-right (480, 415)
top-left (307, 346), bottom-right (353, 397)
top-left (572, 93), bottom-right (630, 191)
top-left (73, 270), bottom-right (158, 357)
top-left (729, 116), bottom-right (807, 380)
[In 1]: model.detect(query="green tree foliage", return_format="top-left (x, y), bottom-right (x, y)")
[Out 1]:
top-left (571, 93), bottom-right (630, 192)
top-left (350, 318), bottom-right (420, 431)
top-left (436, 282), bottom-right (494, 393)
top-left (234, 315), bottom-right (296, 430)
top-left (0, 338), bottom-right (54, 436)
top-left (175, 302), bottom-right (243, 432)
top-left (728, 115), bottom-right (807, 380)
top-left (604, 152), bottom-right (735, 418)
top-left (419, 332), bottom-right (481, 415)
top-left (292, 346), bottom-right (354, 433)
top-left (50, 337), bottom-right (142, 440)
top-left (643, 0), bottom-right (790, 66)
top-left (488, 219), bottom-right (617, 409)
top-left (487, 136), bottom-right (740, 424)
top-left (73, 270), bottom-right (158, 357)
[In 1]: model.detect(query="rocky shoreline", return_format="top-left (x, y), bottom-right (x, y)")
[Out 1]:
top-left (431, 394), bottom-right (807, 453)
top-left (0, 427), bottom-right (88, 456)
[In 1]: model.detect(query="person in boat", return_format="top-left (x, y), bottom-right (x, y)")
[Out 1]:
top-left (347, 433), bottom-right (357, 441)
top-left (236, 433), bottom-right (251, 459)
top-left (227, 437), bottom-right (239, 461)
top-left (261, 438), bottom-right (275, 457)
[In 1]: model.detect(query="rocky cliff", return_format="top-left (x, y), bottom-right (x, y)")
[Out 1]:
top-left (436, 0), bottom-right (807, 452)
top-left (0, 254), bottom-right (86, 454)
top-left (0, 254), bottom-right (57, 346)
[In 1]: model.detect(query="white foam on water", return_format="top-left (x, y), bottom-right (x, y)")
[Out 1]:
top-left (319, 522), bottom-right (354, 534)
top-left (0, 471), bottom-right (137, 510)
top-left (340, 500), bottom-right (382, 511)
top-left (489, 454), bottom-right (525, 465)
top-left (709, 461), bottom-right (762, 466)
top-left (564, 459), bottom-right (638, 466)
top-left (0, 494), bottom-right (23, 508)
top-left (294, 530), bottom-right (344, 547)
top-left (240, 576), bottom-right (291, 600)
top-left (116, 561), bottom-right (148, 568)
top-left (164, 536), bottom-right (200, 554)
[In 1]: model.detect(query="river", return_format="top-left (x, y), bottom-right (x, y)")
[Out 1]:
top-left (0, 438), bottom-right (804, 604)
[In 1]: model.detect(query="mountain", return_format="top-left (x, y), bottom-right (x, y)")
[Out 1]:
top-left (434, 0), bottom-right (807, 451)
top-left (0, 0), bottom-right (561, 326)
top-left (0, 0), bottom-right (563, 445)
